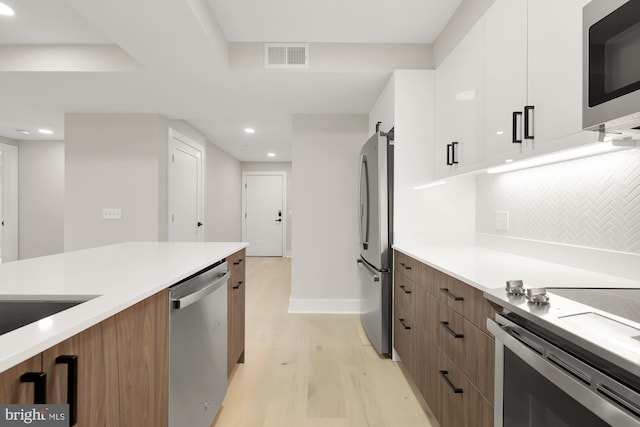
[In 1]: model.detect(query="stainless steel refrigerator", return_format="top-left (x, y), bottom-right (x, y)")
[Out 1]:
top-left (357, 125), bottom-right (393, 356)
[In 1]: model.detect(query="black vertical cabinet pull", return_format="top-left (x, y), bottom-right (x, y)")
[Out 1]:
top-left (451, 142), bottom-right (459, 164)
top-left (524, 105), bottom-right (535, 139)
top-left (512, 111), bottom-right (523, 143)
top-left (56, 355), bottom-right (78, 426)
top-left (20, 372), bottom-right (47, 404)
top-left (446, 143), bottom-right (453, 165)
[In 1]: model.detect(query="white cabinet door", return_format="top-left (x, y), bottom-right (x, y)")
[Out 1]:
top-left (483, 0), bottom-right (528, 162)
top-left (527, 0), bottom-right (590, 148)
top-left (435, 19), bottom-right (485, 178)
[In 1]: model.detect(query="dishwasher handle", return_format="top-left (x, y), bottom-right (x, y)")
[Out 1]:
top-left (171, 270), bottom-right (230, 310)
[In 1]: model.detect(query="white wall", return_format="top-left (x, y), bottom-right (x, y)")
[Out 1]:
top-left (290, 114), bottom-right (368, 313)
top-left (241, 161), bottom-right (292, 255)
top-left (205, 142), bottom-right (242, 242)
top-left (64, 114), bottom-right (167, 251)
top-left (18, 141), bottom-right (65, 259)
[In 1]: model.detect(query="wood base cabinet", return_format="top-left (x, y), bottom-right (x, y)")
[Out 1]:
top-left (0, 290), bottom-right (169, 427)
top-left (227, 249), bottom-right (246, 377)
top-left (394, 250), bottom-right (495, 427)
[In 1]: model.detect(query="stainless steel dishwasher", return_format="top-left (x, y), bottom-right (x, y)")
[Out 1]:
top-left (169, 260), bottom-right (229, 427)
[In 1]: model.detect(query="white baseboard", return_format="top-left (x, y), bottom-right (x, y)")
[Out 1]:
top-left (285, 250), bottom-right (292, 258)
top-left (288, 297), bottom-right (361, 314)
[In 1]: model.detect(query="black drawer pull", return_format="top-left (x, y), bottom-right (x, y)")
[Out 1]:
top-left (440, 321), bottom-right (464, 338)
top-left (233, 258), bottom-right (243, 265)
top-left (399, 285), bottom-right (412, 294)
top-left (20, 372), bottom-right (47, 404)
top-left (440, 288), bottom-right (464, 301)
top-left (233, 281), bottom-right (244, 289)
top-left (440, 370), bottom-right (463, 394)
top-left (56, 355), bottom-right (78, 426)
top-left (399, 318), bottom-right (411, 330)
top-left (404, 265), bottom-right (412, 271)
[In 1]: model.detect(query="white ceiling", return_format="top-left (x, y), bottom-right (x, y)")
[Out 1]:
top-left (0, 0), bottom-right (462, 161)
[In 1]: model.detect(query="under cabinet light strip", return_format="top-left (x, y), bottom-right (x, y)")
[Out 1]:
top-left (486, 142), bottom-right (626, 174)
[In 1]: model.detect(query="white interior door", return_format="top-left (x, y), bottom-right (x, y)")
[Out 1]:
top-left (168, 129), bottom-right (204, 242)
top-left (243, 173), bottom-right (285, 257)
top-left (0, 144), bottom-right (18, 263)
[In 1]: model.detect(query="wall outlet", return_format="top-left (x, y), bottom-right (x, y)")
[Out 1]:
top-left (103, 208), bottom-right (122, 220)
top-left (495, 211), bottom-right (510, 231)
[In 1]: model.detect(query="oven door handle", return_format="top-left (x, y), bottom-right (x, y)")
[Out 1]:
top-left (487, 318), bottom-right (640, 427)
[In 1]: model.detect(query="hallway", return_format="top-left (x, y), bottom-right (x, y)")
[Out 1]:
top-left (215, 256), bottom-right (435, 427)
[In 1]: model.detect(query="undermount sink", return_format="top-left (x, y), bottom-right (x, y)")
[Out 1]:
top-left (0, 297), bottom-right (96, 336)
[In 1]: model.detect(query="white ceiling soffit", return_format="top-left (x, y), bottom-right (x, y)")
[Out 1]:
top-left (208, 0), bottom-right (463, 43)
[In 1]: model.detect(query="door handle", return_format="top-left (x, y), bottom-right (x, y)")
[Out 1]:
top-left (56, 355), bottom-right (78, 426)
top-left (20, 372), bottom-right (47, 404)
top-left (197, 222), bottom-right (203, 227)
top-left (524, 105), bottom-right (535, 139)
top-left (451, 142), bottom-right (459, 164)
top-left (446, 144), bottom-right (453, 165)
top-left (275, 219), bottom-right (282, 222)
top-left (513, 111), bottom-right (523, 143)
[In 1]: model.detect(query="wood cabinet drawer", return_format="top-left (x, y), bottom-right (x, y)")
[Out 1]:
top-left (437, 303), bottom-right (495, 401)
top-left (394, 273), bottom-right (416, 319)
top-left (394, 251), bottom-right (424, 287)
top-left (414, 285), bottom-right (439, 340)
top-left (435, 272), bottom-right (496, 335)
top-left (435, 347), bottom-right (493, 427)
top-left (228, 249), bottom-right (246, 283)
top-left (393, 304), bottom-right (416, 377)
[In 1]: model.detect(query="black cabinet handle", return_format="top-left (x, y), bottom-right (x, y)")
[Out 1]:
top-left (233, 259), bottom-right (243, 265)
top-left (399, 285), bottom-right (412, 294)
top-left (233, 281), bottom-right (243, 289)
top-left (56, 355), bottom-right (78, 426)
top-left (512, 111), bottom-right (523, 143)
top-left (440, 288), bottom-right (464, 301)
top-left (20, 372), bottom-right (47, 404)
top-left (524, 105), bottom-right (534, 139)
top-left (451, 142), bottom-right (459, 164)
top-left (440, 321), bottom-right (464, 338)
top-left (404, 265), bottom-right (412, 271)
top-left (439, 370), bottom-right (463, 394)
top-left (446, 144), bottom-right (453, 165)
top-left (399, 318), bottom-right (411, 330)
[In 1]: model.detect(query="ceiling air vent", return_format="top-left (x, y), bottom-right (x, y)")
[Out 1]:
top-left (264, 43), bottom-right (309, 69)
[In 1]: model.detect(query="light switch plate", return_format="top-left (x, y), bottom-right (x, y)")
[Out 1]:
top-left (496, 210), bottom-right (510, 231)
top-left (103, 208), bottom-right (122, 220)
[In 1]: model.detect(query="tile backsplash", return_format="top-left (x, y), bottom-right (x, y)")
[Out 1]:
top-left (476, 146), bottom-right (640, 254)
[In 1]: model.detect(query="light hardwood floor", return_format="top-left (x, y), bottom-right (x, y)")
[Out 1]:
top-left (214, 257), bottom-right (437, 427)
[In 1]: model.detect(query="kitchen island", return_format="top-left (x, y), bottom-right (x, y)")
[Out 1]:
top-left (0, 241), bottom-right (247, 373)
top-left (1, 241), bottom-right (247, 426)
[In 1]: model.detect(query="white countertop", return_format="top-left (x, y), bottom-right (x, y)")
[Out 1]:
top-left (0, 241), bottom-right (247, 373)
top-left (393, 234), bottom-right (640, 292)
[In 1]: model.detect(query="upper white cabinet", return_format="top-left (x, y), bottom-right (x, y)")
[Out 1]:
top-left (435, 19), bottom-right (484, 178)
top-left (527, 0), bottom-right (590, 145)
top-left (482, 0), bottom-right (527, 160)
top-left (435, 0), bottom-right (595, 178)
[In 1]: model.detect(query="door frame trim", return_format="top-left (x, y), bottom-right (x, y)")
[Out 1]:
top-left (167, 128), bottom-right (205, 242)
top-left (0, 143), bottom-right (18, 262)
top-left (241, 171), bottom-right (287, 257)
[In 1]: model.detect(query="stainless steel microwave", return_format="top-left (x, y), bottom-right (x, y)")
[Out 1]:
top-left (583, 0), bottom-right (640, 133)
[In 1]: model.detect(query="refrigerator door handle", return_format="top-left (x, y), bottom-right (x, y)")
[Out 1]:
top-left (359, 154), bottom-right (370, 250)
top-left (357, 259), bottom-right (380, 282)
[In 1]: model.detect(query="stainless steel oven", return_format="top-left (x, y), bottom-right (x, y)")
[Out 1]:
top-left (486, 285), bottom-right (640, 427)
top-left (583, 0), bottom-right (640, 133)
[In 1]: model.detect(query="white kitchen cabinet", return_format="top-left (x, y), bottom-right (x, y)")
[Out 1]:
top-left (435, 0), bottom-right (597, 178)
top-left (526, 0), bottom-right (591, 148)
top-left (482, 0), bottom-right (527, 161)
top-left (435, 19), bottom-right (485, 178)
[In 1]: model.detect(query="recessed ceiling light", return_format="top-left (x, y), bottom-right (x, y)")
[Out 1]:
top-left (16, 129), bottom-right (31, 135)
top-left (38, 128), bottom-right (54, 135)
top-left (244, 128), bottom-right (256, 134)
top-left (0, 2), bottom-right (15, 16)
top-left (267, 152), bottom-right (276, 157)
